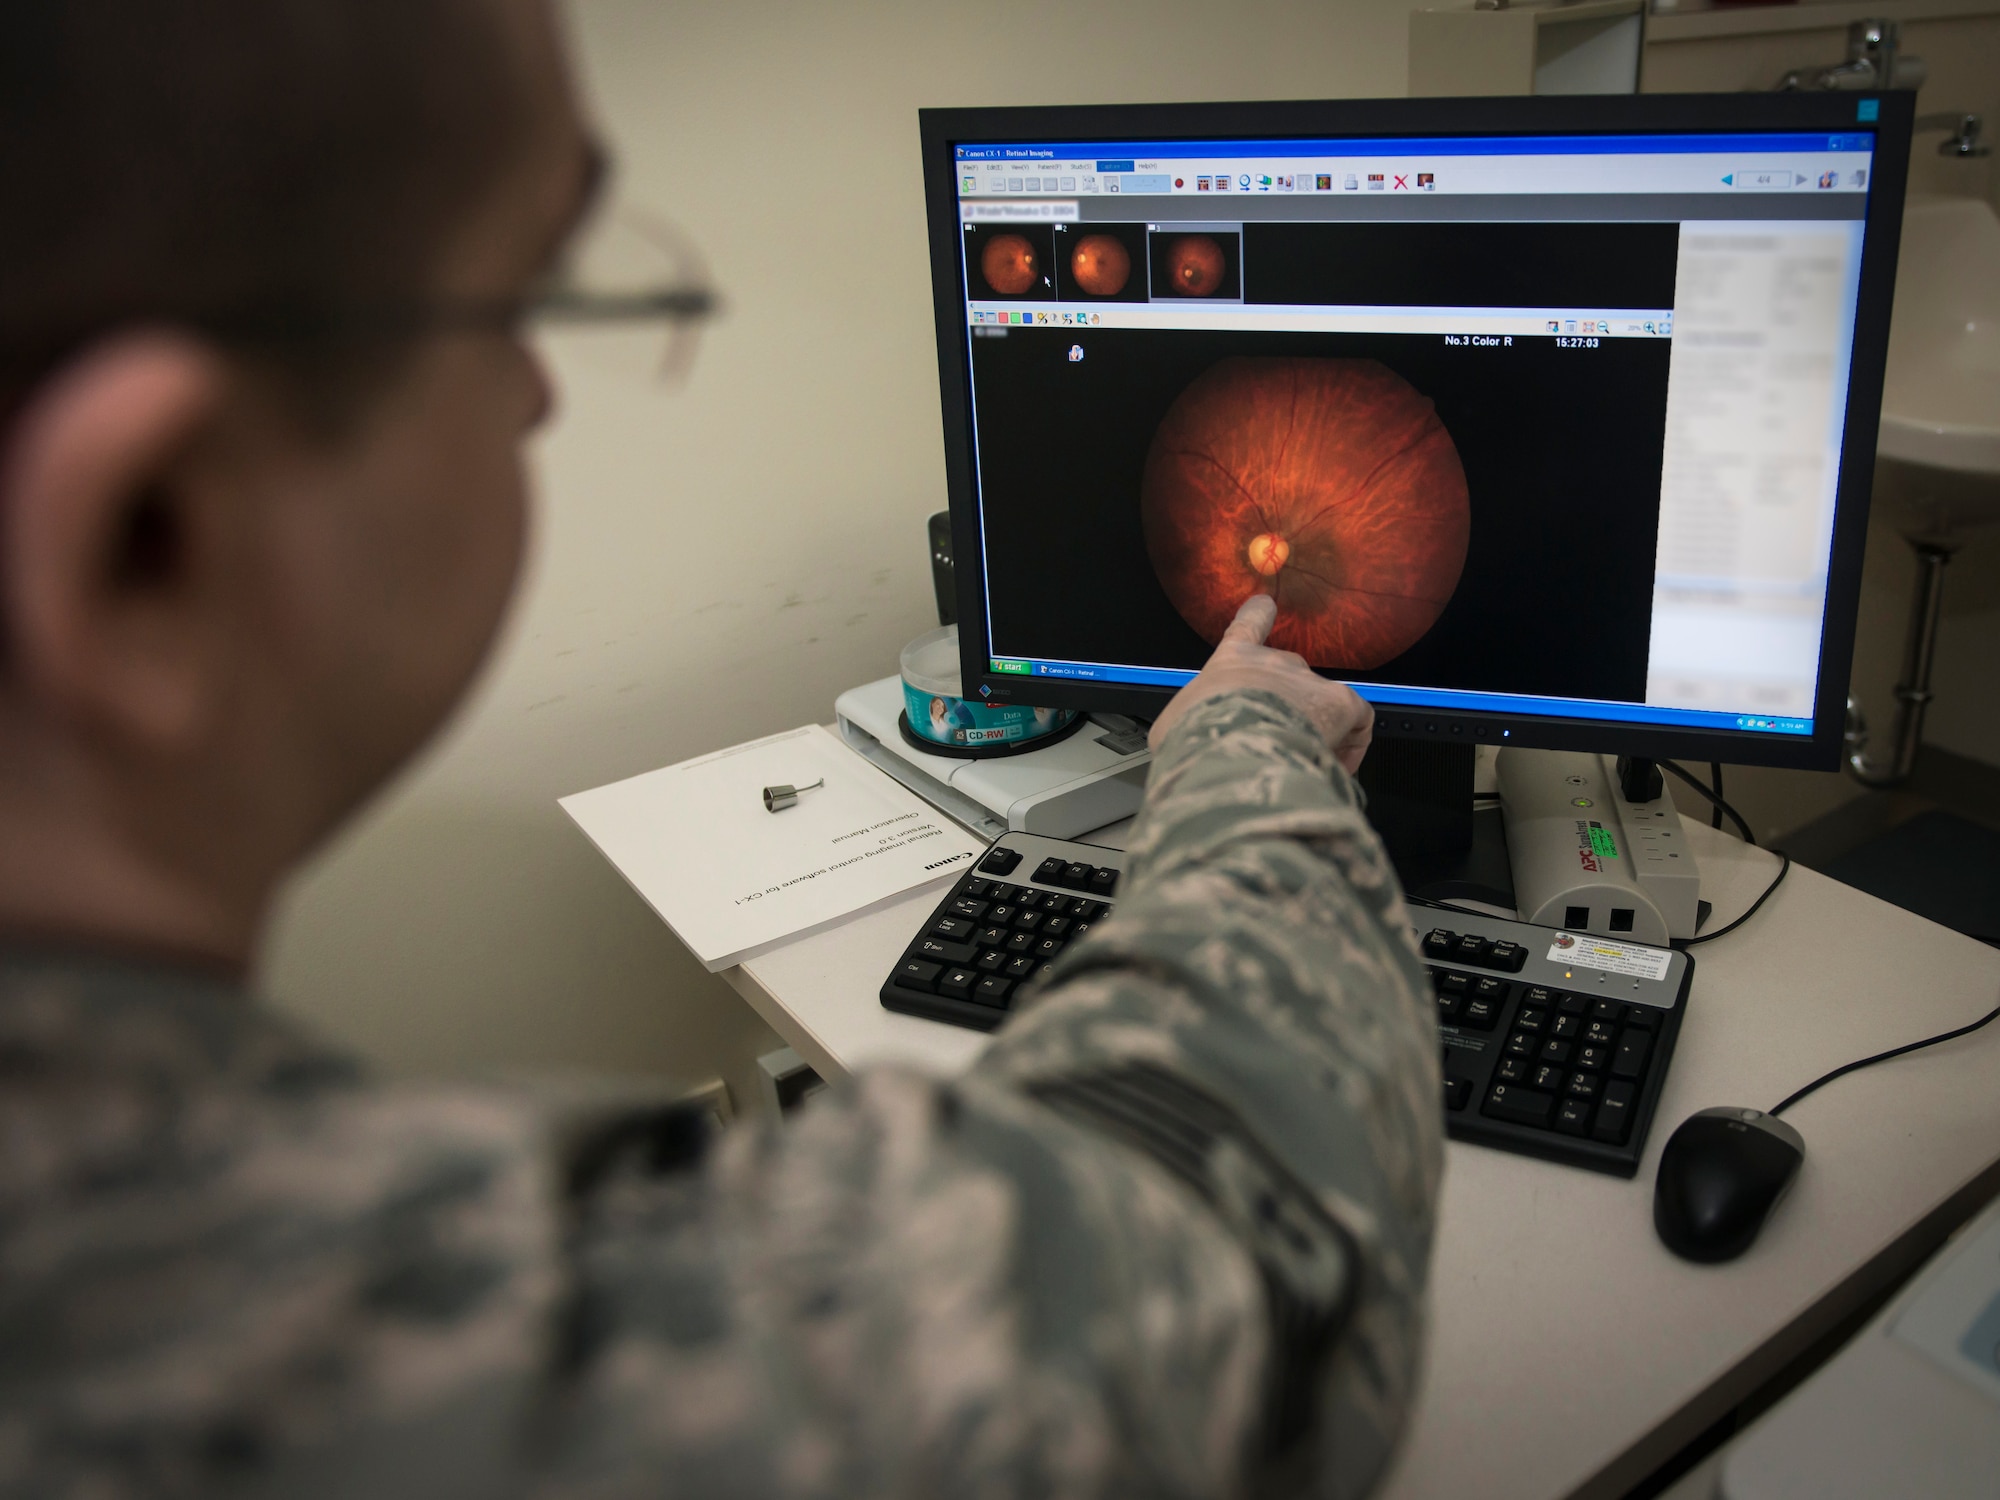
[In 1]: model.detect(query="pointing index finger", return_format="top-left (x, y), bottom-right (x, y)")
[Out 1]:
top-left (1221, 593), bottom-right (1278, 646)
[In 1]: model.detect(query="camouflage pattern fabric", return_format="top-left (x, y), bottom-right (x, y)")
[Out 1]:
top-left (0, 689), bottom-right (1441, 1499)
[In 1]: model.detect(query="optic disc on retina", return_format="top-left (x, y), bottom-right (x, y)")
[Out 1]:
top-left (1247, 532), bottom-right (1290, 576)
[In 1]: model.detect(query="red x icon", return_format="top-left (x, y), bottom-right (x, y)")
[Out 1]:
top-left (1393, 174), bottom-right (1408, 190)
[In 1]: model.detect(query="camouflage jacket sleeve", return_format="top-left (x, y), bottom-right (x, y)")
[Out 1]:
top-left (1, 691), bottom-right (1439, 1500)
top-left (549, 689), bottom-right (1442, 1500)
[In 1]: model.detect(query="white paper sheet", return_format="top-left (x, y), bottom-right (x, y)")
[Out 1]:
top-left (559, 724), bottom-right (984, 970)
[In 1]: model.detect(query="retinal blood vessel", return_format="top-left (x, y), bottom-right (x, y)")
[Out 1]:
top-left (1141, 356), bottom-right (1470, 670)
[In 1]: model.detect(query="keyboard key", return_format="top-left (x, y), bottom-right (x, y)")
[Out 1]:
top-left (1495, 1056), bottom-right (1530, 1085)
top-left (1004, 956), bottom-right (1037, 979)
top-left (1565, 1071), bottom-right (1601, 1100)
top-left (1035, 961), bottom-right (1057, 984)
top-left (912, 937), bottom-right (973, 965)
top-left (1088, 867), bottom-right (1119, 896)
top-left (1550, 1014), bottom-right (1582, 1040)
top-left (975, 949), bottom-right (1007, 973)
top-left (949, 897), bottom-right (989, 921)
top-left (975, 926), bottom-right (1007, 950)
top-left (972, 975), bottom-right (1013, 1007)
top-left (986, 903), bottom-right (1017, 925)
top-left (1489, 941), bottom-right (1528, 973)
top-left (1042, 916), bottom-right (1073, 937)
top-left (939, 967), bottom-right (977, 1000)
top-left (964, 878), bottom-right (992, 898)
top-left (930, 917), bottom-right (973, 941)
top-left (1530, 1063), bottom-right (1565, 1092)
top-left (1065, 896), bottom-right (1095, 917)
top-left (1034, 936), bottom-right (1066, 959)
top-left (1444, 1076), bottom-right (1472, 1111)
top-left (1062, 862), bottom-right (1093, 889)
top-left (1557, 991), bottom-right (1590, 1015)
top-left (1612, 1034), bottom-right (1651, 1080)
top-left (1013, 911), bottom-right (1043, 933)
top-left (1452, 934), bottom-right (1492, 963)
top-left (1504, 1031), bottom-right (1536, 1058)
top-left (1438, 972), bottom-right (1470, 997)
top-left (1574, 1044), bottom-right (1610, 1072)
top-left (1078, 900), bottom-right (1108, 921)
top-left (1474, 977), bottom-right (1510, 1003)
top-left (1461, 996), bottom-right (1500, 1030)
top-left (1538, 1038), bottom-right (1573, 1067)
top-left (1514, 1006), bottom-right (1548, 1034)
top-left (1033, 857), bottom-right (1067, 885)
top-left (1584, 1019), bottom-right (1618, 1047)
top-left (1070, 922), bottom-right (1094, 942)
top-left (1005, 932), bottom-right (1034, 954)
top-left (1436, 992), bottom-right (1464, 1023)
top-left (1482, 1083), bottom-right (1555, 1127)
top-left (1522, 986), bottom-right (1559, 1008)
top-left (1555, 1098), bottom-right (1593, 1136)
top-left (1624, 1004), bottom-right (1660, 1032)
top-left (987, 883), bottom-right (1018, 902)
top-left (1423, 928), bottom-right (1456, 958)
top-left (978, 847), bottom-right (1022, 875)
top-left (1592, 1081), bottom-right (1637, 1143)
top-left (895, 958), bottom-right (942, 992)
top-left (1591, 998), bottom-right (1625, 1022)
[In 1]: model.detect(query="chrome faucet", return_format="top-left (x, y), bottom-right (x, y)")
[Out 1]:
top-left (1914, 111), bottom-right (1991, 157)
top-left (1776, 19), bottom-right (1927, 92)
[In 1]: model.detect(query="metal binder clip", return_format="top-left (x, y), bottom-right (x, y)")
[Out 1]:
top-left (762, 778), bottom-right (824, 813)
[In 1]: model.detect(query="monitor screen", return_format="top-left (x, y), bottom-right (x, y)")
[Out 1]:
top-left (923, 96), bottom-right (1909, 768)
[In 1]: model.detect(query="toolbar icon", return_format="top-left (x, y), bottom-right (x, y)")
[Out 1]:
top-left (1417, 172), bottom-right (1435, 190)
top-left (1317, 174), bottom-right (1332, 190)
top-left (1367, 173), bottom-right (1384, 190)
top-left (1197, 175), bottom-right (1211, 190)
top-left (1344, 173), bottom-right (1358, 190)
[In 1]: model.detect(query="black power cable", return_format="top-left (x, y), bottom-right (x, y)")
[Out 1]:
top-left (1676, 852), bottom-right (1790, 948)
top-left (1709, 761), bottom-right (1725, 831)
top-left (1660, 760), bottom-right (1756, 845)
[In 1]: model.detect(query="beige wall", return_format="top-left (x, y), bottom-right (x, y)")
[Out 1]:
top-left (258, 0), bottom-right (1441, 1106)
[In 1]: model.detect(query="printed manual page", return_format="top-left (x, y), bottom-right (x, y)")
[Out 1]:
top-left (559, 724), bottom-right (985, 970)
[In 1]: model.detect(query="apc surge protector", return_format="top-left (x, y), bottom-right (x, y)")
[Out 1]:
top-left (1496, 749), bottom-right (1702, 946)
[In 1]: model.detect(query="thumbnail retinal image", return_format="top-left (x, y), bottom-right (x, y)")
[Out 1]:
top-left (966, 223), bottom-right (1056, 299)
top-left (1053, 223), bottom-right (1150, 302)
top-left (1149, 231), bottom-right (1241, 299)
top-left (1140, 357), bottom-right (1470, 669)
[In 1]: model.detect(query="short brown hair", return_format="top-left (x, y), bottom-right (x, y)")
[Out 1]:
top-left (0, 0), bottom-right (533, 423)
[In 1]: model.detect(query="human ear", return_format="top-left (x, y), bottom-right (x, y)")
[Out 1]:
top-left (0, 334), bottom-right (234, 750)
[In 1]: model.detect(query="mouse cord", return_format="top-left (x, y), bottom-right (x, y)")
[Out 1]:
top-left (1661, 760), bottom-right (1756, 845)
top-left (1769, 993), bottom-right (2000, 1117)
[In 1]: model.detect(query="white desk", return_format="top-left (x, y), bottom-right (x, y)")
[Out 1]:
top-left (714, 813), bottom-right (2000, 1500)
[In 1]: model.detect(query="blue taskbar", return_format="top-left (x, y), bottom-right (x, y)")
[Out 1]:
top-left (988, 657), bottom-right (1812, 736)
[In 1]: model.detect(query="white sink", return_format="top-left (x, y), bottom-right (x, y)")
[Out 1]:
top-left (1877, 195), bottom-right (2000, 481)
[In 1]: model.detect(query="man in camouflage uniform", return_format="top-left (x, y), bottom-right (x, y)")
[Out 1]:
top-left (0, 3), bottom-right (1441, 1497)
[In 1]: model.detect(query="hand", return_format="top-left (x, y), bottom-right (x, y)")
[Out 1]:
top-left (1147, 595), bottom-right (1374, 775)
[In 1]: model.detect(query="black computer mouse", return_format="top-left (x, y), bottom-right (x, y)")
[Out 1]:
top-left (1653, 1107), bottom-right (1805, 1263)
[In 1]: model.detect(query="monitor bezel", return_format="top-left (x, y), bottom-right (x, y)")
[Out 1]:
top-left (920, 92), bottom-right (1913, 771)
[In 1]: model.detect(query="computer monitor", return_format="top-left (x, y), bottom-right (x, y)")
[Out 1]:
top-left (919, 92), bottom-right (1912, 771)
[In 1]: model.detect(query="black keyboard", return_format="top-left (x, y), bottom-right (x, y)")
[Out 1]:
top-left (879, 831), bottom-right (1122, 1031)
top-left (880, 833), bottom-right (1691, 1176)
top-left (1422, 910), bottom-right (1693, 1177)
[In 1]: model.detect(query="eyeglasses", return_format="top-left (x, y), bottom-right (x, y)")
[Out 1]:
top-left (2, 207), bottom-right (721, 392)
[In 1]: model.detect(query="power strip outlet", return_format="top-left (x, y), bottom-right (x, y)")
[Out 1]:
top-left (1497, 749), bottom-right (1702, 945)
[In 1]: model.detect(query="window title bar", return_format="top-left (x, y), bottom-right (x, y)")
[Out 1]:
top-left (954, 132), bottom-right (1876, 162)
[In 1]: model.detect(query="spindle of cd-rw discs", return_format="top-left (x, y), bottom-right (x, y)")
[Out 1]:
top-left (835, 624), bottom-right (1149, 839)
